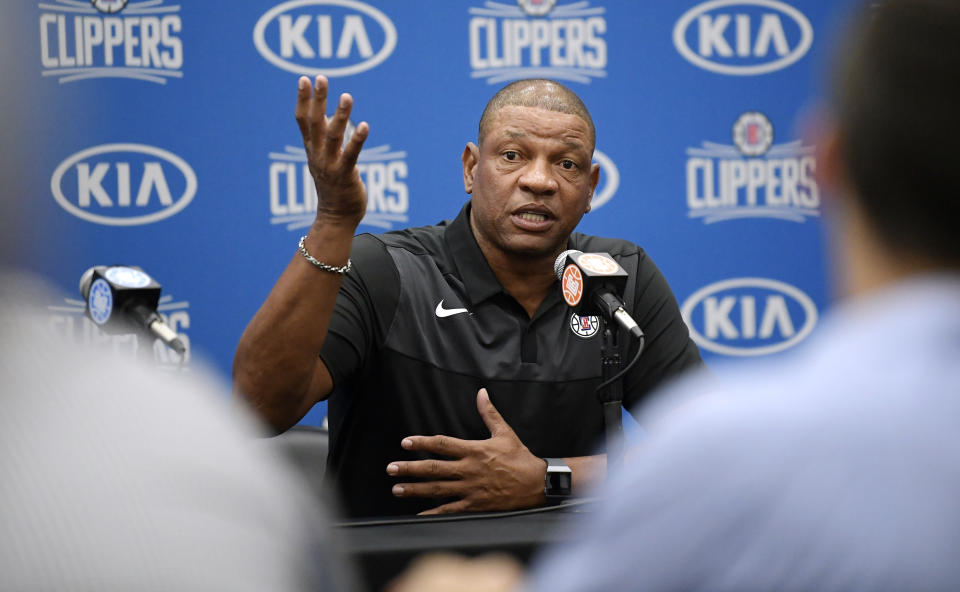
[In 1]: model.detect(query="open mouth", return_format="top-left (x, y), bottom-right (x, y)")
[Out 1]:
top-left (517, 212), bottom-right (548, 223)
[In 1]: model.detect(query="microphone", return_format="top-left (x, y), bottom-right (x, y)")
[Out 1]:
top-left (554, 250), bottom-right (644, 340)
top-left (79, 265), bottom-right (187, 355)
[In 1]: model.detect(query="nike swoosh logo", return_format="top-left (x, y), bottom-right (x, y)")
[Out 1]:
top-left (435, 300), bottom-right (469, 318)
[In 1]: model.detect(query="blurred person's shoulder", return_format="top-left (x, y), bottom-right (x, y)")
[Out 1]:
top-left (0, 269), bottom-right (346, 591)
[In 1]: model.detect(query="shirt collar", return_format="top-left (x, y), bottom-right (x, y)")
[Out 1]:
top-left (444, 201), bottom-right (506, 306)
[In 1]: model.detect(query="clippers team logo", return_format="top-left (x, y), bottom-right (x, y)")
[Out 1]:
top-left (39, 0), bottom-right (183, 84)
top-left (91, 0), bottom-right (129, 13)
top-left (732, 112), bottom-right (772, 156)
top-left (681, 277), bottom-right (817, 356)
top-left (576, 253), bottom-right (619, 275)
top-left (570, 314), bottom-right (600, 338)
top-left (673, 0), bottom-right (813, 76)
top-left (87, 279), bottom-right (113, 324)
top-left (518, 0), bottom-right (557, 17)
top-left (468, 0), bottom-right (607, 84)
top-left (268, 125), bottom-right (410, 231)
top-left (254, 0), bottom-right (397, 77)
top-left (51, 143), bottom-right (197, 226)
top-left (105, 266), bottom-right (151, 287)
top-left (686, 111), bottom-right (819, 223)
top-left (48, 293), bottom-right (192, 367)
top-left (561, 264), bottom-right (584, 307)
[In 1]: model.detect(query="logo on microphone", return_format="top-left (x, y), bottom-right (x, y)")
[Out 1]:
top-left (569, 314), bottom-right (600, 338)
top-left (87, 279), bottom-right (113, 325)
top-left (561, 264), bottom-right (584, 307)
top-left (104, 266), bottom-right (152, 288)
top-left (576, 253), bottom-right (619, 275)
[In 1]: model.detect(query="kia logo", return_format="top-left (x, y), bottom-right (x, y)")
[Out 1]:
top-left (681, 277), bottom-right (818, 356)
top-left (50, 143), bottom-right (197, 226)
top-left (673, 0), bottom-right (813, 75)
top-left (253, 0), bottom-right (397, 77)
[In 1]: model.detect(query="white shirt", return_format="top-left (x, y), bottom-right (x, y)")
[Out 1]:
top-left (0, 274), bottom-right (348, 591)
top-left (528, 275), bottom-right (960, 592)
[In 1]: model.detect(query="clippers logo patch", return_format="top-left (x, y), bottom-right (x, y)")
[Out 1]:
top-left (570, 313), bottom-right (600, 338)
top-left (561, 264), bottom-right (583, 307)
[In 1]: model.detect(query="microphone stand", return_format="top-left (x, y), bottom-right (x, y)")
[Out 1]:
top-left (598, 318), bottom-right (625, 470)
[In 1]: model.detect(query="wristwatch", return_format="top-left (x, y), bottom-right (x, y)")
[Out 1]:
top-left (543, 457), bottom-right (573, 499)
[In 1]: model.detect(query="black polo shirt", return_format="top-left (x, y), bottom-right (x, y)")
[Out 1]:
top-left (320, 202), bottom-right (702, 517)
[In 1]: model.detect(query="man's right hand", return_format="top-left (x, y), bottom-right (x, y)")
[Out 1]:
top-left (295, 75), bottom-right (369, 226)
top-left (232, 76), bottom-right (370, 432)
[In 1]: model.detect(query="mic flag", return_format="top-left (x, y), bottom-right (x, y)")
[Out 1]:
top-left (554, 250), bottom-right (643, 340)
top-left (79, 265), bottom-right (186, 355)
top-left (554, 250), bottom-right (628, 316)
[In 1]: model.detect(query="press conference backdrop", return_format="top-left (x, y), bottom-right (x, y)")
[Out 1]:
top-left (23, 0), bottom-right (857, 426)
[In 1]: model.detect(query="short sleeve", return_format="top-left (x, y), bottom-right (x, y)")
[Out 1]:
top-left (318, 233), bottom-right (399, 390)
top-left (622, 252), bottom-right (703, 409)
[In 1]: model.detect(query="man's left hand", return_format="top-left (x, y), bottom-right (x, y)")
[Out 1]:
top-left (386, 388), bottom-right (547, 515)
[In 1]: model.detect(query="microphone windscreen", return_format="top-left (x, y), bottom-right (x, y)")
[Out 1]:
top-left (553, 249), bottom-right (582, 280)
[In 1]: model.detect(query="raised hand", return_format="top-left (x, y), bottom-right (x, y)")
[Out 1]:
top-left (386, 388), bottom-right (547, 515)
top-left (294, 75), bottom-right (369, 226)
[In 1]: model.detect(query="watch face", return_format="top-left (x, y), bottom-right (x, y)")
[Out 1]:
top-left (545, 461), bottom-right (573, 498)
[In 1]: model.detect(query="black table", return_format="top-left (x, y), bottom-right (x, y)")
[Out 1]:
top-left (335, 500), bottom-right (595, 591)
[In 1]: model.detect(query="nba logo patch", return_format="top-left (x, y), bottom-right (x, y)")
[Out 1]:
top-left (570, 314), bottom-right (600, 338)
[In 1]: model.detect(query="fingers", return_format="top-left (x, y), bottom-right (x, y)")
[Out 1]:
top-left (341, 120), bottom-right (369, 169)
top-left (418, 500), bottom-right (472, 516)
top-left (387, 458), bottom-right (462, 480)
top-left (400, 434), bottom-right (472, 458)
top-left (392, 480), bottom-right (464, 500)
top-left (305, 75), bottom-right (329, 152)
top-left (476, 388), bottom-right (511, 438)
top-left (324, 92), bottom-right (353, 162)
top-left (296, 75), bottom-right (363, 163)
top-left (294, 76), bottom-right (311, 140)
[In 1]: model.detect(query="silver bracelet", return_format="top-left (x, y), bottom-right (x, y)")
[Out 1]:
top-left (298, 236), bottom-right (352, 274)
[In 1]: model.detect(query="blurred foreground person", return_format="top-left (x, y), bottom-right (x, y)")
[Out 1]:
top-left (0, 283), bottom-right (345, 591)
top-left (394, 0), bottom-right (960, 590)
top-left (526, 0), bottom-right (960, 590)
top-left (0, 7), bottom-right (347, 590)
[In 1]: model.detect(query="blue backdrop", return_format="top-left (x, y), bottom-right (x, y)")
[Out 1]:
top-left (22, 0), bottom-right (857, 426)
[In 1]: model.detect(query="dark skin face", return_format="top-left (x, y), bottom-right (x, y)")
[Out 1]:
top-left (463, 105), bottom-right (600, 274)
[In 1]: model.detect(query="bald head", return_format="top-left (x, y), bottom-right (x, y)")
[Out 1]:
top-left (478, 79), bottom-right (596, 150)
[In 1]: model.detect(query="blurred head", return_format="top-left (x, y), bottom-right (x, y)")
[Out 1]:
top-left (463, 80), bottom-right (600, 265)
top-left (824, 0), bottom-right (960, 269)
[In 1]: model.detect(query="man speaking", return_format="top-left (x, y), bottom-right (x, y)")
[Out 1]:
top-left (233, 78), bottom-right (701, 517)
